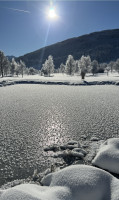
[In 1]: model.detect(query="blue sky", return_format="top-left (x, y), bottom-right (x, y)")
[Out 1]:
top-left (0, 1), bottom-right (119, 57)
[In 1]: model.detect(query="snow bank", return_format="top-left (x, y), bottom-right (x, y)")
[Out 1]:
top-left (92, 138), bottom-right (119, 174)
top-left (1, 165), bottom-right (119, 200)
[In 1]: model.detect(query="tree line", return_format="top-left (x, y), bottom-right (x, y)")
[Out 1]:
top-left (1, 50), bottom-right (119, 79)
top-left (41, 55), bottom-right (119, 79)
top-left (0, 51), bottom-right (38, 78)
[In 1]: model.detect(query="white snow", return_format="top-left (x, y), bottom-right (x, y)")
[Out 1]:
top-left (0, 73), bottom-right (119, 198)
top-left (92, 138), bottom-right (119, 174)
top-left (1, 165), bottom-right (119, 200)
top-left (0, 72), bottom-right (119, 86)
top-left (0, 84), bottom-right (119, 185)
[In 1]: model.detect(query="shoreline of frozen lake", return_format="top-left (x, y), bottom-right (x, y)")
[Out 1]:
top-left (0, 73), bottom-right (119, 87)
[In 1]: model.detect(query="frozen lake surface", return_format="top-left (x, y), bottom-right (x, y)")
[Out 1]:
top-left (0, 84), bottom-right (119, 186)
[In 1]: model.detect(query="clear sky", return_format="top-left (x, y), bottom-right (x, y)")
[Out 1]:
top-left (0, 1), bottom-right (119, 57)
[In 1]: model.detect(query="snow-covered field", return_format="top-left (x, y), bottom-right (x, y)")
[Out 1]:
top-left (0, 72), bottom-right (119, 86)
top-left (0, 75), bottom-right (119, 199)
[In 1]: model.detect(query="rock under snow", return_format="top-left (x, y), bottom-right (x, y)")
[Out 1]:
top-left (67, 140), bottom-right (79, 145)
top-left (1, 165), bottom-right (119, 200)
top-left (53, 149), bottom-right (84, 164)
top-left (44, 145), bottom-right (59, 152)
top-left (92, 138), bottom-right (119, 174)
top-left (72, 148), bottom-right (87, 156)
top-left (90, 136), bottom-right (100, 141)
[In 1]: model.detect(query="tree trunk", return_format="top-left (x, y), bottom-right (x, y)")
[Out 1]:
top-left (81, 71), bottom-right (85, 80)
top-left (1, 64), bottom-right (3, 77)
top-left (22, 69), bottom-right (23, 78)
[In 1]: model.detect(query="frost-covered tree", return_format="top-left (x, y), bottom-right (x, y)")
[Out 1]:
top-left (41, 55), bottom-right (54, 76)
top-left (0, 51), bottom-right (5, 77)
top-left (75, 60), bottom-right (80, 73)
top-left (0, 51), bottom-right (11, 77)
top-left (28, 67), bottom-right (36, 75)
top-left (60, 63), bottom-right (65, 74)
top-left (65, 55), bottom-right (75, 75)
top-left (114, 59), bottom-right (119, 73)
top-left (79, 55), bottom-right (91, 79)
top-left (3, 57), bottom-right (11, 76)
top-left (24, 67), bottom-right (29, 75)
top-left (54, 68), bottom-right (60, 73)
top-left (98, 63), bottom-right (105, 73)
top-left (19, 60), bottom-right (26, 77)
top-left (91, 60), bottom-right (98, 75)
top-left (109, 61), bottom-right (115, 73)
top-left (15, 62), bottom-right (20, 76)
top-left (10, 58), bottom-right (17, 76)
top-left (105, 66), bottom-right (110, 76)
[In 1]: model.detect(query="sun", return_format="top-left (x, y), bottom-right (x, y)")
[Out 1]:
top-left (48, 7), bottom-right (56, 19)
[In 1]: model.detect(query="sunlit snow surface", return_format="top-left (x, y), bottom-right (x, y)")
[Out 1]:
top-left (1, 165), bottom-right (119, 200)
top-left (92, 138), bottom-right (119, 174)
top-left (0, 73), bottom-right (119, 84)
top-left (0, 84), bottom-right (119, 185)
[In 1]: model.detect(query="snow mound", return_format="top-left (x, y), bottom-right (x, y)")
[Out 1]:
top-left (92, 138), bottom-right (119, 174)
top-left (0, 184), bottom-right (71, 200)
top-left (42, 165), bottom-right (119, 200)
top-left (1, 165), bottom-right (119, 200)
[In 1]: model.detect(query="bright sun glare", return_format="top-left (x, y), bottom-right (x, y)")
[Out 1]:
top-left (48, 7), bottom-right (56, 19)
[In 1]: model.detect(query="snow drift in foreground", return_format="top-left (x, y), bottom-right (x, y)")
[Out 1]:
top-left (92, 138), bottom-right (119, 174)
top-left (1, 165), bottom-right (119, 200)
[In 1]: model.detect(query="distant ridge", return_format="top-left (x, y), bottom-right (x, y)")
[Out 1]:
top-left (17, 29), bottom-right (119, 69)
top-left (7, 55), bottom-right (16, 61)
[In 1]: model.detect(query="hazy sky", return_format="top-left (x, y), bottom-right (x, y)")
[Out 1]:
top-left (0, 1), bottom-right (119, 57)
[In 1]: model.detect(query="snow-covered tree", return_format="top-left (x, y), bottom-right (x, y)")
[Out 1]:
top-left (105, 66), bottom-right (110, 76)
top-left (109, 61), bottom-right (115, 73)
top-left (0, 51), bottom-right (5, 77)
top-left (10, 58), bottom-right (17, 76)
top-left (91, 60), bottom-right (98, 75)
top-left (3, 57), bottom-right (11, 76)
top-left (79, 55), bottom-right (91, 79)
top-left (15, 62), bottom-right (20, 76)
top-left (24, 67), bottom-right (29, 75)
top-left (19, 60), bottom-right (26, 77)
top-left (75, 60), bottom-right (80, 73)
top-left (41, 55), bottom-right (54, 76)
top-left (98, 63), bottom-right (105, 73)
top-left (0, 51), bottom-right (11, 77)
top-left (54, 68), bottom-right (60, 73)
top-left (28, 67), bottom-right (36, 75)
top-left (65, 55), bottom-right (75, 75)
top-left (60, 63), bottom-right (65, 74)
top-left (114, 59), bottom-right (119, 73)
